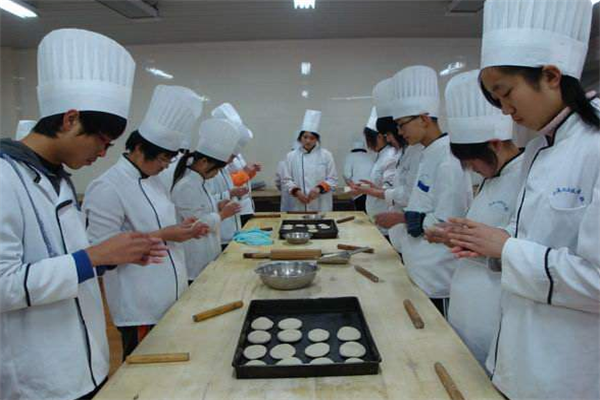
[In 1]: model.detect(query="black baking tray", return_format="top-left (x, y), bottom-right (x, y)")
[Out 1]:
top-left (279, 219), bottom-right (339, 239)
top-left (232, 297), bottom-right (382, 379)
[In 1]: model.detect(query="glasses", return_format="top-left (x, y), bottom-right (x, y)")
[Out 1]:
top-left (396, 116), bottom-right (419, 131)
top-left (157, 155), bottom-right (177, 164)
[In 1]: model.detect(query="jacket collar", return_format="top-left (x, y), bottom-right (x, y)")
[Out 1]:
top-left (119, 154), bottom-right (149, 179)
top-left (539, 92), bottom-right (598, 145)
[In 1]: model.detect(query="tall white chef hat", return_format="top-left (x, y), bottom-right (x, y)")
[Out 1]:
top-left (446, 70), bottom-right (514, 144)
top-left (37, 29), bottom-right (136, 119)
top-left (481, 0), bottom-right (593, 79)
top-left (300, 109), bottom-right (322, 134)
top-left (15, 120), bottom-right (37, 140)
top-left (196, 118), bottom-right (242, 162)
top-left (391, 66), bottom-right (440, 120)
top-left (365, 106), bottom-right (378, 131)
top-left (372, 78), bottom-right (394, 118)
top-left (211, 103), bottom-right (253, 155)
top-left (138, 85), bottom-right (203, 152)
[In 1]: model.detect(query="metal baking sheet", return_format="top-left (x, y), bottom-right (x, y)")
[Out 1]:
top-left (232, 297), bottom-right (382, 379)
top-left (279, 219), bottom-right (339, 240)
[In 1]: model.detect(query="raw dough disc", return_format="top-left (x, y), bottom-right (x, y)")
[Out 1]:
top-left (245, 360), bottom-right (267, 366)
top-left (308, 228), bottom-right (318, 233)
top-left (305, 343), bottom-right (330, 358)
top-left (345, 358), bottom-right (364, 364)
top-left (251, 317), bottom-right (274, 330)
top-left (337, 326), bottom-right (361, 341)
top-left (277, 329), bottom-right (302, 343)
top-left (276, 357), bottom-right (303, 366)
top-left (278, 318), bottom-right (302, 330)
top-left (243, 345), bottom-right (267, 360)
top-left (283, 224), bottom-right (293, 230)
top-left (270, 343), bottom-right (296, 359)
top-left (310, 357), bottom-right (334, 365)
top-left (247, 330), bottom-right (271, 344)
top-left (294, 224), bottom-right (304, 228)
top-left (318, 224), bottom-right (329, 229)
top-left (339, 342), bottom-right (366, 358)
top-left (308, 328), bottom-right (330, 342)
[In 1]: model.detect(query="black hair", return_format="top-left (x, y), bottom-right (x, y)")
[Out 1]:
top-left (363, 127), bottom-right (381, 151)
top-left (450, 142), bottom-right (499, 170)
top-left (33, 111), bottom-right (127, 139)
top-left (376, 117), bottom-right (407, 149)
top-left (297, 131), bottom-right (321, 142)
top-left (480, 66), bottom-right (599, 130)
top-left (172, 151), bottom-right (227, 189)
top-left (125, 130), bottom-right (178, 161)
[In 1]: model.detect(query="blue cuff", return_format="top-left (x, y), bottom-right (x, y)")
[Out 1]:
top-left (73, 250), bottom-right (94, 283)
top-left (405, 211), bottom-right (426, 238)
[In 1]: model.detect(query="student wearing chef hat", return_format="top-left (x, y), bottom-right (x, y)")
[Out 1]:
top-left (422, 69), bottom-right (524, 369)
top-left (83, 85), bottom-right (208, 359)
top-left (171, 118), bottom-right (242, 281)
top-left (443, 1), bottom-right (599, 398)
top-left (275, 133), bottom-right (302, 212)
top-left (282, 109), bottom-right (338, 212)
top-left (342, 133), bottom-right (374, 212)
top-left (14, 119), bottom-right (37, 141)
top-left (0, 29), bottom-right (167, 399)
top-left (376, 65), bottom-right (473, 316)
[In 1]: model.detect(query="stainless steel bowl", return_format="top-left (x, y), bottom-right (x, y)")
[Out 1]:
top-left (284, 231), bottom-right (311, 245)
top-left (255, 261), bottom-right (319, 290)
top-left (301, 213), bottom-right (325, 220)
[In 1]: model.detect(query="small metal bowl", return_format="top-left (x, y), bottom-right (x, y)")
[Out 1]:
top-left (301, 213), bottom-right (325, 220)
top-left (284, 231), bottom-right (312, 245)
top-left (255, 261), bottom-right (319, 290)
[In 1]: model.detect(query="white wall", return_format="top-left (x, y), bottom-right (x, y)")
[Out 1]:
top-left (0, 47), bottom-right (20, 138)
top-left (9, 37), bottom-right (481, 192)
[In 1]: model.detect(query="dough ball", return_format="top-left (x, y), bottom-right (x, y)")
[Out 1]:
top-left (278, 318), bottom-right (302, 330)
top-left (337, 326), bottom-right (361, 341)
top-left (270, 343), bottom-right (296, 359)
top-left (304, 343), bottom-right (330, 358)
top-left (251, 317), bottom-right (274, 330)
top-left (247, 330), bottom-right (271, 344)
top-left (277, 329), bottom-right (302, 343)
top-left (345, 358), bottom-right (364, 364)
top-left (308, 328), bottom-right (330, 342)
top-left (339, 342), bottom-right (366, 358)
top-left (243, 345), bottom-right (267, 360)
top-left (276, 357), bottom-right (303, 366)
top-left (309, 357), bottom-right (334, 365)
top-left (245, 360), bottom-right (267, 366)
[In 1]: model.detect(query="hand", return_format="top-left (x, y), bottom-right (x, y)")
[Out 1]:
top-left (86, 232), bottom-right (168, 267)
top-left (244, 163), bottom-right (262, 175)
top-left (374, 211), bottom-right (405, 229)
top-left (424, 224), bottom-right (453, 246)
top-left (294, 191), bottom-right (310, 204)
top-left (359, 179), bottom-right (383, 191)
top-left (308, 187), bottom-right (321, 201)
top-left (220, 200), bottom-right (242, 219)
top-left (446, 218), bottom-right (510, 259)
top-left (217, 199), bottom-right (229, 211)
top-left (230, 186), bottom-right (249, 198)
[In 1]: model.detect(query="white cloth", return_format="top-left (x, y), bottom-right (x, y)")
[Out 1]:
top-left (448, 153), bottom-right (524, 367)
top-left (487, 101), bottom-right (600, 400)
top-left (300, 110), bottom-right (321, 134)
top-left (372, 78), bottom-right (395, 118)
top-left (397, 135), bottom-right (473, 298)
top-left (365, 145), bottom-right (398, 234)
top-left (83, 156), bottom-right (188, 326)
top-left (0, 156), bottom-right (109, 399)
top-left (481, 0), bottom-right (592, 79)
top-left (138, 85), bottom-right (203, 152)
top-left (171, 169), bottom-right (222, 280)
top-left (343, 150), bottom-right (374, 200)
top-left (282, 145), bottom-right (338, 212)
top-left (37, 29), bottom-right (135, 118)
top-left (446, 70), bottom-right (513, 144)
top-left (366, 107), bottom-right (377, 131)
top-left (391, 66), bottom-right (440, 120)
top-left (226, 154), bottom-right (255, 215)
top-left (207, 169), bottom-right (242, 244)
top-left (15, 120), bottom-right (36, 140)
top-left (196, 118), bottom-right (241, 162)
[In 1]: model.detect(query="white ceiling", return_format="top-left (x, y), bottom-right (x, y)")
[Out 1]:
top-left (1, 0), bottom-right (487, 49)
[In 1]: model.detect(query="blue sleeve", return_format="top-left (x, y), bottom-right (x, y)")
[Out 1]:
top-left (72, 250), bottom-right (95, 283)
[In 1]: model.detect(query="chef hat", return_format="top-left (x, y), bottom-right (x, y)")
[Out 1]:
top-left (446, 70), bottom-right (514, 144)
top-left (391, 66), bottom-right (440, 120)
top-left (138, 85), bottom-right (203, 152)
top-left (481, 0), bottom-right (592, 79)
top-left (211, 103), bottom-right (253, 154)
top-left (37, 29), bottom-right (135, 119)
top-left (15, 120), bottom-right (37, 140)
top-left (365, 107), bottom-right (378, 131)
top-left (352, 139), bottom-right (366, 150)
top-left (196, 118), bottom-right (242, 162)
top-left (300, 109), bottom-right (321, 134)
top-left (372, 78), bottom-right (394, 118)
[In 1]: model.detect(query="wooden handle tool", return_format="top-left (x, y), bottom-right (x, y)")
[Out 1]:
top-left (243, 252), bottom-right (270, 259)
top-left (336, 216), bottom-right (356, 224)
top-left (251, 214), bottom-right (281, 219)
top-left (260, 227), bottom-right (274, 232)
top-left (434, 362), bottom-right (465, 400)
top-left (126, 353), bottom-right (190, 364)
top-left (192, 300), bottom-right (244, 323)
top-left (403, 299), bottom-right (425, 329)
top-left (354, 265), bottom-right (380, 282)
top-left (337, 244), bottom-right (374, 254)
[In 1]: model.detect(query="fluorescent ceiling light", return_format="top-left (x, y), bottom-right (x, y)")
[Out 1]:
top-left (330, 95), bottom-right (372, 101)
top-left (294, 0), bottom-right (315, 10)
top-left (301, 90), bottom-right (309, 98)
top-left (145, 67), bottom-right (173, 80)
top-left (301, 62), bottom-right (311, 76)
top-left (439, 61), bottom-right (466, 76)
top-left (0, 0), bottom-right (37, 18)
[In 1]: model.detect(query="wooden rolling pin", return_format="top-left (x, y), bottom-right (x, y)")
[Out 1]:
top-left (403, 299), bottom-right (425, 329)
top-left (434, 362), bottom-right (465, 400)
top-left (354, 265), bottom-right (380, 283)
top-left (244, 249), bottom-right (322, 260)
top-left (336, 216), bottom-right (356, 224)
top-left (126, 353), bottom-right (190, 364)
top-left (337, 244), bottom-right (375, 254)
top-left (192, 300), bottom-right (244, 323)
top-left (251, 214), bottom-right (282, 219)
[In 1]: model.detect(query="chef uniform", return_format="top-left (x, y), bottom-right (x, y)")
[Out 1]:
top-left (15, 120), bottom-right (37, 141)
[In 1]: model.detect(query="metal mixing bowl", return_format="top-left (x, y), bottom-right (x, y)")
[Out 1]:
top-left (255, 261), bottom-right (319, 290)
top-left (284, 231), bottom-right (312, 245)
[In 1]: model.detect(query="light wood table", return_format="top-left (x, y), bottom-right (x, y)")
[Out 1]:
top-left (95, 211), bottom-right (502, 400)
